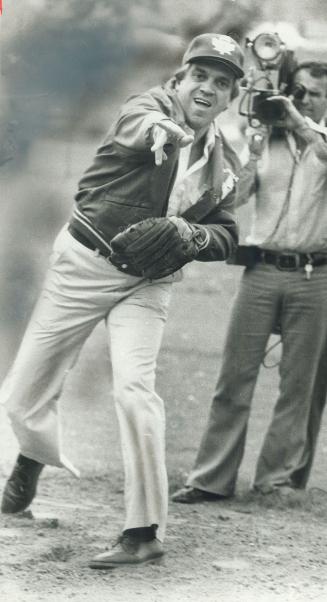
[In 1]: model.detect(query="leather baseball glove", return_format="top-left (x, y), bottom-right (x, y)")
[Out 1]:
top-left (109, 216), bottom-right (210, 279)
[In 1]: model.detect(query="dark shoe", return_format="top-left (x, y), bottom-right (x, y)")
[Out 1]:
top-left (1, 454), bottom-right (44, 514)
top-left (252, 484), bottom-right (302, 499)
top-left (89, 534), bottom-right (164, 569)
top-left (171, 486), bottom-right (228, 504)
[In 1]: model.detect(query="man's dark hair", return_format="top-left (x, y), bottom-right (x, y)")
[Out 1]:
top-left (292, 61), bottom-right (327, 82)
top-left (271, 60), bottom-right (327, 139)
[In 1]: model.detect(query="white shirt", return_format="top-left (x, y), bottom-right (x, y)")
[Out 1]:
top-left (238, 119), bottom-right (327, 252)
top-left (166, 123), bottom-right (216, 217)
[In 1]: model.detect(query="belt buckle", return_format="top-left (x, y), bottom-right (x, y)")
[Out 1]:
top-left (276, 252), bottom-right (300, 271)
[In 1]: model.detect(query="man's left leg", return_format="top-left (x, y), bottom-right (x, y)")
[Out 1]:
top-left (288, 342), bottom-right (327, 489)
top-left (254, 265), bottom-right (327, 492)
top-left (89, 278), bottom-right (172, 568)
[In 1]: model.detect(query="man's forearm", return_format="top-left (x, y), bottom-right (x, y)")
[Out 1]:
top-left (234, 155), bottom-right (258, 207)
top-left (296, 117), bottom-right (326, 144)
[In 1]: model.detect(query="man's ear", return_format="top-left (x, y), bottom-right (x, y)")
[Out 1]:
top-left (171, 65), bottom-right (188, 90)
top-left (231, 80), bottom-right (240, 101)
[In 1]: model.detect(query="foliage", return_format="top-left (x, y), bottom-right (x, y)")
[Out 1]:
top-left (1, 0), bottom-right (259, 160)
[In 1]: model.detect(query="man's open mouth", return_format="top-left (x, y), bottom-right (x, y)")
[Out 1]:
top-left (194, 97), bottom-right (212, 108)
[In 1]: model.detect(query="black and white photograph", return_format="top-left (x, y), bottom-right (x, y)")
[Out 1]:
top-left (1, 1), bottom-right (327, 601)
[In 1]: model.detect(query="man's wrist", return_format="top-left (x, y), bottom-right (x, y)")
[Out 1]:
top-left (295, 118), bottom-right (310, 132)
top-left (295, 119), bottom-right (320, 143)
top-left (191, 225), bottom-right (210, 251)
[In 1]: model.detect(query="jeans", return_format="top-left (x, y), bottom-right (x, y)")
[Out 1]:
top-left (187, 262), bottom-right (327, 495)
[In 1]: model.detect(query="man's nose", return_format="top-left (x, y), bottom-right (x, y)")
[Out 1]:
top-left (301, 91), bottom-right (311, 105)
top-left (199, 80), bottom-right (215, 95)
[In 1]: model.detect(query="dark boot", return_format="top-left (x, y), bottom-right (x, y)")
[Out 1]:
top-left (1, 454), bottom-right (44, 514)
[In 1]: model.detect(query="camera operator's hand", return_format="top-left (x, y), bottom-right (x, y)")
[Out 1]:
top-left (267, 95), bottom-right (324, 146)
top-left (266, 95), bottom-right (306, 131)
top-left (151, 120), bottom-right (194, 166)
top-left (247, 125), bottom-right (269, 158)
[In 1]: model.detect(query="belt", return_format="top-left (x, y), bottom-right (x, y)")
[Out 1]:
top-left (68, 224), bottom-right (112, 259)
top-left (228, 245), bottom-right (327, 271)
top-left (258, 249), bottom-right (327, 271)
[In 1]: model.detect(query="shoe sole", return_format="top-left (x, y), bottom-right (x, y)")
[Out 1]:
top-left (171, 497), bottom-right (203, 503)
top-left (172, 495), bottom-right (226, 504)
top-left (1, 503), bottom-right (33, 514)
top-left (89, 554), bottom-right (165, 570)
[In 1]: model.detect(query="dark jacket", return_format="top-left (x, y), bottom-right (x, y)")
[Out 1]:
top-left (70, 82), bottom-right (240, 261)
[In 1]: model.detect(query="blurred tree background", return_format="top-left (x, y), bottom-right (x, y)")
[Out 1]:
top-left (2, 0), bottom-right (327, 167)
top-left (1, 0), bottom-right (260, 154)
top-left (1, 0), bottom-right (327, 373)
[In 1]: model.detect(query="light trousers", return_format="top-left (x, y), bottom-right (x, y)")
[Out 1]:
top-left (188, 263), bottom-right (327, 495)
top-left (0, 226), bottom-right (174, 541)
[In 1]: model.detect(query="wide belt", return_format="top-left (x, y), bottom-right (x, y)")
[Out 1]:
top-left (228, 245), bottom-right (327, 271)
top-left (258, 249), bottom-right (327, 270)
top-left (68, 223), bottom-right (112, 259)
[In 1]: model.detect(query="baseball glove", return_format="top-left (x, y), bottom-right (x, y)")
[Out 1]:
top-left (109, 216), bottom-right (209, 279)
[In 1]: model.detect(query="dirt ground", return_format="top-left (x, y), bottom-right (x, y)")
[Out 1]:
top-left (1, 261), bottom-right (327, 602)
top-left (1, 472), bottom-right (327, 602)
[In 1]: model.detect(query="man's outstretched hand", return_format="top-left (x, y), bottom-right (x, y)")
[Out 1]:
top-left (151, 120), bottom-right (194, 166)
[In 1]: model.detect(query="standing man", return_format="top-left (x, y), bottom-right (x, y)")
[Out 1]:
top-left (172, 61), bottom-right (327, 504)
top-left (0, 34), bottom-right (244, 568)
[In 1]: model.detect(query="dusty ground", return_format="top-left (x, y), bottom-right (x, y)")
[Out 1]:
top-left (1, 472), bottom-right (327, 602)
top-left (1, 261), bottom-right (327, 602)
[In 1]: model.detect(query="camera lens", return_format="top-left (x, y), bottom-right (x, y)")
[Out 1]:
top-left (253, 33), bottom-right (283, 62)
top-left (253, 93), bottom-right (286, 124)
top-left (291, 83), bottom-right (306, 101)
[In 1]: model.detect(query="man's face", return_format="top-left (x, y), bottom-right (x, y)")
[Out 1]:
top-left (294, 69), bottom-right (327, 123)
top-left (175, 61), bottom-right (235, 133)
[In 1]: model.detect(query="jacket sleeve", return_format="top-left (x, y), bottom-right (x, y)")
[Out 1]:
top-left (112, 92), bottom-right (176, 152)
top-left (194, 190), bottom-right (239, 262)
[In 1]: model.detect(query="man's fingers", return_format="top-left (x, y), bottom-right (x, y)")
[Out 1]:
top-left (154, 121), bottom-right (194, 146)
top-left (154, 148), bottom-right (168, 166)
top-left (179, 133), bottom-right (194, 147)
top-left (159, 121), bottom-right (194, 146)
top-left (151, 122), bottom-right (194, 165)
top-left (151, 127), bottom-right (169, 165)
top-left (151, 127), bottom-right (168, 152)
top-left (266, 95), bottom-right (288, 103)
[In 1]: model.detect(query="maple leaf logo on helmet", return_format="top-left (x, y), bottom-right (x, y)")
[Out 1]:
top-left (211, 37), bottom-right (235, 55)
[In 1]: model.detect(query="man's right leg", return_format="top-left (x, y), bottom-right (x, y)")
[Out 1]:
top-left (0, 228), bottom-right (113, 511)
top-left (172, 266), bottom-right (279, 502)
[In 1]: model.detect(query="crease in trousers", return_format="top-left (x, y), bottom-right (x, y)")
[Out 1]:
top-left (0, 226), bottom-right (175, 542)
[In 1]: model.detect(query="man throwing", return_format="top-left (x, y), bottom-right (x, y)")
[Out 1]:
top-left (0, 34), bottom-right (244, 568)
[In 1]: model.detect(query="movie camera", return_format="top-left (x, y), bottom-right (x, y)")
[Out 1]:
top-left (239, 32), bottom-right (306, 125)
